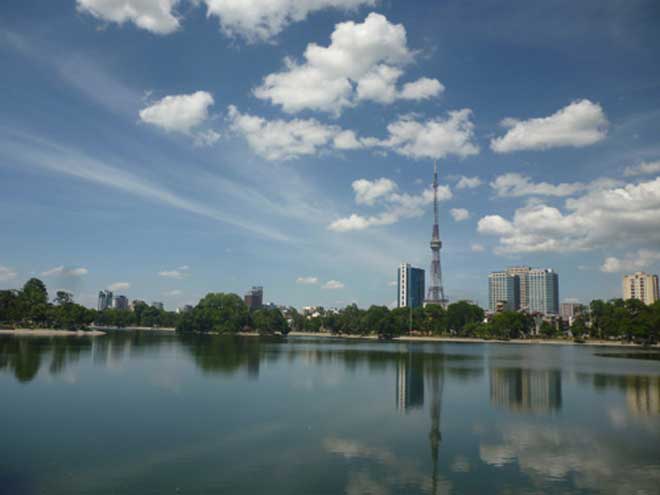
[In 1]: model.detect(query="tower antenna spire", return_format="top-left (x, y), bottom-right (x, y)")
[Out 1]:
top-left (425, 160), bottom-right (448, 308)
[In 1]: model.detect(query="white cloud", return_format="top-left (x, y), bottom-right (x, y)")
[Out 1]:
top-left (193, 129), bottom-right (221, 147)
top-left (450, 208), bottom-right (470, 221)
top-left (470, 243), bottom-right (485, 252)
top-left (322, 280), bottom-right (345, 290)
top-left (253, 13), bottom-right (443, 114)
top-left (40, 266), bottom-right (89, 277)
top-left (0, 265), bottom-right (17, 282)
top-left (108, 282), bottom-right (131, 291)
top-left (399, 77), bottom-right (444, 100)
top-left (490, 173), bottom-right (585, 197)
top-left (329, 177), bottom-right (452, 231)
top-left (490, 99), bottom-right (608, 153)
top-left (333, 130), bottom-right (363, 150)
top-left (296, 276), bottom-right (319, 285)
top-left (164, 289), bottom-right (183, 297)
top-left (623, 160), bottom-right (660, 177)
top-left (158, 266), bottom-right (190, 279)
top-left (600, 249), bottom-right (660, 273)
top-left (140, 91), bottom-right (216, 139)
top-left (378, 110), bottom-right (479, 160)
top-left (456, 176), bottom-right (482, 189)
top-left (228, 105), bottom-right (339, 160)
top-left (201, 0), bottom-right (374, 42)
top-left (352, 178), bottom-right (397, 205)
top-left (478, 177), bottom-right (660, 253)
top-left (77, 0), bottom-right (181, 35)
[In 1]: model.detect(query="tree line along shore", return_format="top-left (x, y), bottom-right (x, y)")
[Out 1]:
top-left (1, 278), bottom-right (659, 345)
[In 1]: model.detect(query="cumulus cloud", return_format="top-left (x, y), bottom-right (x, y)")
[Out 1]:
top-left (0, 265), bottom-right (17, 282)
top-left (228, 105), bottom-right (340, 160)
top-left (378, 110), bottom-right (479, 160)
top-left (296, 276), bottom-right (319, 284)
top-left (490, 99), bottom-right (608, 153)
top-left (450, 208), bottom-right (470, 221)
top-left (490, 173), bottom-right (585, 197)
top-left (329, 177), bottom-right (451, 231)
top-left (77, 0), bottom-right (181, 34)
top-left (158, 266), bottom-right (190, 279)
top-left (352, 178), bottom-right (397, 205)
top-left (201, 0), bottom-right (374, 42)
top-left (623, 160), bottom-right (660, 177)
top-left (322, 280), bottom-right (345, 290)
top-left (253, 13), bottom-right (443, 114)
top-left (478, 176), bottom-right (660, 253)
top-left (108, 282), bottom-right (131, 291)
top-left (139, 91), bottom-right (217, 143)
top-left (600, 249), bottom-right (660, 273)
top-left (471, 243), bottom-right (485, 252)
top-left (40, 266), bottom-right (89, 277)
top-left (456, 176), bottom-right (482, 189)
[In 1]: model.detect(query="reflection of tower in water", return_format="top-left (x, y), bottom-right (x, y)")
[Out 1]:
top-left (490, 368), bottom-right (562, 413)
top-left (428, 360), bottom-right (444, 495)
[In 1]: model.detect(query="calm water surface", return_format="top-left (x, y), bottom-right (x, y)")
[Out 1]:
top-left (1, 333), bottom-right (659, 494)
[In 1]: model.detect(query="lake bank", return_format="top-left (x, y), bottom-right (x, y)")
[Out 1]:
top-left (92, 326), bottom-right (176, 332)
top-left (0, 329), bottom-right (106, 336)
top-left (286, 331), bottom-right (659, 349)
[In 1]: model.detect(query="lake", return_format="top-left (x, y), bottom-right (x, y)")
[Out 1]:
top-left (1, 333), bottom-right (659, 494)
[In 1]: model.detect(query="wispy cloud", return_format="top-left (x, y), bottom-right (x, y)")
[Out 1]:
top-left (0, 132), bottom-right (291, 242)
top-left (40, 266), bottom-right (88, 277)
top-left (108, 282), bottom-right (130, 291)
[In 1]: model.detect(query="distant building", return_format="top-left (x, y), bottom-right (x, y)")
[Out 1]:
top-left (112, 295), bottom-right (129, 311)
top-left (559, 302), bottom-right (583, 324)
top-left (176, 305), bottom-right (193, 314)
top-left (397, 263), bottom-right (425, 309)
top-left (506, 266), bottom-right (531, 310)
top-left (623, 272), bottom-right (659, 305)
top-left (151, 301), bottom-right (164, 311)
top-left (244, 287), bottom-right (263, 310)
top-left (488, 271), bottom-right (520, 312)
top-left (97, 290), bottom-right (113, 311)
top-left (528, 269), bottom-right (559, 315)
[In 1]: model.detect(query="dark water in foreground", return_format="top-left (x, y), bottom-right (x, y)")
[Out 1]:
top-left (1, 333), bottom-right (659, 495)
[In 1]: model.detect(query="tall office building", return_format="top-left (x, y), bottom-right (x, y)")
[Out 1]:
top-left (488, 271), bottom-right (520, 312)
top-left (623, 272), bottom-right (659, 305)
top-left (97, 290), bottom-right (113, 311)
top-left (506, 266), bottom-right (531, 310)
top-left (112, 295), bottom-right (129, 311)
top-left (244, 287), bottom-right (263, 310)
top-left (397, 263), bottom-right (426, 309)
top-left (559, 302), bottom-right (583, 323)
top-left (528, 269), bottom-right (559, 315)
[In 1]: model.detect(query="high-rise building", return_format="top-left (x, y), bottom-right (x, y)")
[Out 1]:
top-left (528, 269), bottom-right (559, 315)
top-left (425, 161), bottom-right (448, 308)
top-left (151, 301), bottom-right (164, 311)
top-left (97, 290), bottom-right (113, 311)
top-left (112, 295), bottom-right (129, 311)
top-left (488, 271), bottom-right (520, 312)
top-left (506, 266), bottom-right (531, 310)
top-left (623, 272), bottom-right (659, 305)
top-left (397, 263), bottom-right (426, 309)
top-left (244, 287), bottom-right (263, 310)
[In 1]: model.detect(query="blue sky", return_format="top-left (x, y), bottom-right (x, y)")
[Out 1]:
top-left (1, 0), bottom-right (660, 310)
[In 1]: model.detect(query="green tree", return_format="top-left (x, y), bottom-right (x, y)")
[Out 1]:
top-left (447, 301), bottom-right (485, 335)
top-left (54, 291), bottom-right (74, 306)
top-left (422, 305), bottom-right (448, 335)
top-left (179, 293), bottom-right (249, 333)
top-left (252, 307), bottom-right (289, 334)
top-left (20, 278), bottom-right (49, 327)
top-left (361, 305), bottom-right (395, 339)
top-left (0, 290), bottom-right (21, 324)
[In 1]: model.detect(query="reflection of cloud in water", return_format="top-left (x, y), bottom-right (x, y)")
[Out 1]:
top-left (324, 436), bottom-right (451, 495)
top-left (450, 455), bottom-right (471, 473)
top-left (479, 423), bottom-right (660, 492)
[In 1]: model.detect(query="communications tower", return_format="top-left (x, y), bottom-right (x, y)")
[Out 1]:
top-left (425, 161), bottom-right (448, 308)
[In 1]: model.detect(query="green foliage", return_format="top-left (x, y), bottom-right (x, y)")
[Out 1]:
top-left (447, 301), bottom-right (485, 334)
top-left (252, 307), bottom-right (289, 335)
top-left (581, 298), bottom-right (660, 343)
top-left (489, 312), bottom-right (531, 339)
top-left (176, 293), bottom-right (248, 333)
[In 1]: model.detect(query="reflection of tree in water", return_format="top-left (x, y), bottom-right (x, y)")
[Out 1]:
top-left (0, 337), bottom-right (93, 383)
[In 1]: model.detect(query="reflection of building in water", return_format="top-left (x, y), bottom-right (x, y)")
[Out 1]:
top-left (626, 376), bottom-right (660, 416)
top-left (427, 360), bottom-right (444, 495)
top-left (396, 353), bottom-right (424, 412)
top-left (490, 368), bottom-right (562, 413)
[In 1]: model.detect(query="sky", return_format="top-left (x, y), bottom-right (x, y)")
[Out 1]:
top-left (1, 0), bottom-right (660, 310)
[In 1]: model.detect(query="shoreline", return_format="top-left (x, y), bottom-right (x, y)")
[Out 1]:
top-left (0, 329), bottom-right (106, 337)
top-left (286, 331), bottom-right (659, 349)
top-left (91, 326), bottom-right (176, 332)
